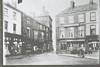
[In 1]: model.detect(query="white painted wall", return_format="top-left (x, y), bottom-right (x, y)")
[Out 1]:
top-left (4, 5), bottom-right (21, 35)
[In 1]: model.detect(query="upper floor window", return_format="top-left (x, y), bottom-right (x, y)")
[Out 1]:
top-left (34, 30), bottom-right (38, 40)
top-left (90, 12), bottom-right (96, 21)
top-left (39, 25), bottom-right (42, 30)
top-left (69, 16), bottom-right (74, 23)
top-left (69, 27), bottom-right (74, 38)
top-left (26, 27), bottom-right (30, 37)
top-left (5, 21), bottom-right (8, 31)
top-left (90, 25), bottom-right (96, 35)
top-left (27, 18), bottom-right (30, 24)
top-left (4, 8), bottom-right (8, 17)
top-left (13, 24), bottom-right (16, 33)
top-left (78, 14), bottom-right (85, 23)
top-left (60, 28), bottom-right (65, 38)
top-left (13, 11), bottom-right (16, 20)
top-left (59, 17), bottom-right (64, 24)
top-left (78, 26), bottom-right (85, 37)
top-left (41, 32), bottom-right (44, 39)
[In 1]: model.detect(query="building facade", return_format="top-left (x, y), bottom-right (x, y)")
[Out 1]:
top-left (35, 15), bottom-right (53, 51)
top-left (4, 3), bottom-right (22, 55)
top-left (56, 0), bottom-right (100, 54)
top-left (3, 1), bottom-right (53, 55)
top-left (21, 13), bottom-right (53, 53)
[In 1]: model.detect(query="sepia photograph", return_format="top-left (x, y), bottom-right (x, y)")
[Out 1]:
top-left (2, 0), bottom-right (100, 65)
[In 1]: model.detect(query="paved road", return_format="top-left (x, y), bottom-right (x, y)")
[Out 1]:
top-left (5, 52), bottom-right (99, 65)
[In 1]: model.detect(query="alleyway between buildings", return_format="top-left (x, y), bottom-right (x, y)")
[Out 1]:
top-left (6, 52), bottom-right (99, 65)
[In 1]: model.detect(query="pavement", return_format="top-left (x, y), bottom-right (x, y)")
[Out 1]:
top-left (58, 51), bottom-right (99, 60)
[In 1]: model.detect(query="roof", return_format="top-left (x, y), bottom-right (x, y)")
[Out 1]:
top-left (57, 3), bottom-right (97, 16)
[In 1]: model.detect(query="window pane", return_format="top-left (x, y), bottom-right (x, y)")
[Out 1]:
top-left (90, 12), bottom-right (96, 21)
top-left (5, 21), bottom-right (8, 31)
top-left (59, 17), bottom-right (64, 24)
top-left (90, 25), bottom-right (96, 35)
top-left (69, 16), bottom-right (74, 23)
top-left (78, 14), bottom-right (85, 22)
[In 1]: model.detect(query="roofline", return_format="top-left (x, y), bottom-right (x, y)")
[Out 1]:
top-left (4, 3), bottom-right (50, 28)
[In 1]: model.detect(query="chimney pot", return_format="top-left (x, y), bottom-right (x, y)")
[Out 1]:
top-left (70, 1), bottom-right (75, 8)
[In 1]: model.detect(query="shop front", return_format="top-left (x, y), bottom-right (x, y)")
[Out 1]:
top-left (58, 38), bottom-right (85, 54)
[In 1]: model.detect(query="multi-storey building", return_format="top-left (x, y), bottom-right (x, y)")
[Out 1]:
top-left (4, 3), bottom-right (22, 55)
top-left (35, 15), bottom-right (53, 52)
top-left (3, 1), bottom-right (53, 55)
top-left (56, 0), bottom-right (100, 54)
top-left (21, 13), bottom-right (53, 53)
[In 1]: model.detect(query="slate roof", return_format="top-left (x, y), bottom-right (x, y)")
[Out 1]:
top-left (57, 3), bottom-right (97, 16)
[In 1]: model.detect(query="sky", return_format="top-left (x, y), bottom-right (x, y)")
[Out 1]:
top-left (17, 0), bottom-right (98, 51)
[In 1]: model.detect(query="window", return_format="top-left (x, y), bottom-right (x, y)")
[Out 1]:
top-left (26, 27), bottom-right (30, 37)
top-left (27, 18), bottom-right (30, 24)
top-left (78, 14), bottom-right (85, 22)
top-left (4, 8), bottom-right (8, 17)
top-left (34, 30), bottom-right (38, 40)
top-left (78, 26), bottom-right (85, 37)
top-left (90, 12), bottom-right (96, 21)
top-left (60, 28), bottom-right (65, 38)
top-left (5, 21), bottom-right (8, 31)
top-left (59, 17), bottom-right (64, 24)
top-left (69, 16), bottom-right (74, 23)
top-left (13, 11), bottom-right (16, 20)
top-left (13, 24), bottom-right (16, 33)
top-left (41, 32), bottom-right (44, 39)
top-left (90, 25), bottom-right (96, 35)
top-left (69, 27), bottom-right (74, 38)
top-left (39, 25), bottom-right (42, 30)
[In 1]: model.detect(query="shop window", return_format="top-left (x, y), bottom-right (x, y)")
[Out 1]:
top-left (90, 12), bottom-right (96, 21)
top-left (90, 25), bottom-right (96, 35)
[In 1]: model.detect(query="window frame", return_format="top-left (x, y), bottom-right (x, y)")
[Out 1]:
top-left (90, 12), bottom-right (96, 21)
top-left (78, 14), bottom-right (85, 23)
top-left (13, 23), bottom-right (16, 33)
top-left (5, 21), bottom-right (8, 31)
top-left (90, 25), bottom-right (96, 35)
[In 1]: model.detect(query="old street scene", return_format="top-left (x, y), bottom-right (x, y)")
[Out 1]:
top-left (3, 0), bottom-right (100, 65)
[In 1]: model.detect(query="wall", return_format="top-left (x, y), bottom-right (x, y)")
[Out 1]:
top-left (4, 5), bottom-right (21, 35)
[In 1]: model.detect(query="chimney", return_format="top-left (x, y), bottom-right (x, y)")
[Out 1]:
top-left (70, 1), bottom-right (75, 8)
top-left (90, 0), bottom-right (93, 4)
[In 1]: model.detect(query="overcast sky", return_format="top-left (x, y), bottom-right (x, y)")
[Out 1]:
top-left (18, 0), bottom-right (97, 17)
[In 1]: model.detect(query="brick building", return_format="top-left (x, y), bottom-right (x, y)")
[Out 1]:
top-left (56, 0), bottom-right (100, 54)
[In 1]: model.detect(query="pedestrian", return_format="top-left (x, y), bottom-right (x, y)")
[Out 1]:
top-left (89, 47), bottom-right (92, 54)
top-left (79, 45), bottom-right (85, 58)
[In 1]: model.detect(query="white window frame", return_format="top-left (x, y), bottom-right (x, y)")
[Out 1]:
top-left (78, 14), bottom-right (85, 23)
top-left (69, 16), bottom-right (74, 23)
